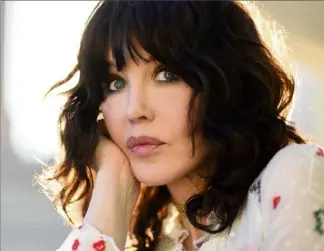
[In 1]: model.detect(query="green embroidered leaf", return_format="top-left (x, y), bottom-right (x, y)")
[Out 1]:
top-left (314, 208), bottom-right (324, 235)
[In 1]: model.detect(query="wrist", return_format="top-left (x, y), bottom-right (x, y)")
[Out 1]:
top-left (83, 167), bottom-right (136, 250)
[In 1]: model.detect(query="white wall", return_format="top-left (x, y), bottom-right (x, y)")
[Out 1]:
top-left (259, 1), bottom-right (324, 144)
top-left (1, 2), bottom-right (97, 251)
top-left (2, 1), bottom-right (98, 162)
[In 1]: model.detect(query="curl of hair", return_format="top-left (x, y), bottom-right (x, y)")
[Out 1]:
top-left (35, 1), bottom-right (305, 250)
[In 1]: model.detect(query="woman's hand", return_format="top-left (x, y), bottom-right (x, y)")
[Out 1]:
top-left (84, 126), bottom-right (140, 250)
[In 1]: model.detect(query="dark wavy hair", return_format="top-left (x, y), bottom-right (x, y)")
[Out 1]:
top-left (36, 1), bottom-right (305, 250)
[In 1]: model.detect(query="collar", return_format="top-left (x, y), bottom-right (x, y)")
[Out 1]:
top-left (160, 202), bottom-right (243, 250)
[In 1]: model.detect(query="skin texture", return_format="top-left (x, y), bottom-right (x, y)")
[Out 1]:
top-left (87, 48), bottom-right (208, 250)
top-left (84, 135), bottom-right (140, 250)
top-left (100, 48), bottom-right (207, 187)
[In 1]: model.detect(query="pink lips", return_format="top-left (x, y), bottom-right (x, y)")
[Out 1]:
top-left (126, 136), bottom-right (165, 156)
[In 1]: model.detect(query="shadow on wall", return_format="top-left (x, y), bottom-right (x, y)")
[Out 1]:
top-left (1, 109), bottom-right (70, 251)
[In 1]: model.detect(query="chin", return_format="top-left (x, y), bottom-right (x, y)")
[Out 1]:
top-left (131, 162), bottom-right (188, 186)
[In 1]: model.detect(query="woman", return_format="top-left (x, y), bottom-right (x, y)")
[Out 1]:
top-left (36, 1), bottom-right (324, 251)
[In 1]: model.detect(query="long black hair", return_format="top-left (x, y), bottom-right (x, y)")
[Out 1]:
top-left (36, 1), bottom-right (304, 250)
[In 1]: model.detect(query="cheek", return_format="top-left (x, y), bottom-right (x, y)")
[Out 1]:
top-left (100, 97), bottom-right (126, 144)
top-left (131, 135), bottom-right (207, 186)
top-left (98, 83), bottom-right (204, 185)
top-left (155, 85), bottom-right (193, 135)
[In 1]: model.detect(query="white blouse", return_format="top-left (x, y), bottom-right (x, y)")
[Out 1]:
top-left (57, 143), bottom-right (324, 251)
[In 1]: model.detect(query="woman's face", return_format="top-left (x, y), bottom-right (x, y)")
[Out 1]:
top-left (100, 48), bottom-right (207, 186)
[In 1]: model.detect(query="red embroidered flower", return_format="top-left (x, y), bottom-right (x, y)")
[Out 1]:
top-left (273, 196), bottom-right (281, 209)
top-left (316, 147), bottom-right (324, 157)
top-left (93, 240), bottom-right (106, 251)
top-left (72, 239), bottom-right (80, 250)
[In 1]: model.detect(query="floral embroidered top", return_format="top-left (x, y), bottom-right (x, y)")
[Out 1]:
top-left (57, 143), bottom-right (324, 251)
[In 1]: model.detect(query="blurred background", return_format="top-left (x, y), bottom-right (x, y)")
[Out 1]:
top-left (1, 1), bottom-right (323, 250)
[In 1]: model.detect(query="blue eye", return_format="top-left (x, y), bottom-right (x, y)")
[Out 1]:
top-left (154, 66), bottom-right (179, 83)
top-left (109, 79), bottom-right (125, 91)
top-left (155, 70), bottom-right (178, 82)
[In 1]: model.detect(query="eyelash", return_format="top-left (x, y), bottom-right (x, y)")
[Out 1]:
top-left (152, 65), bottom-right (180, 83)
top-left (103, 65), bottom-right (180, 94)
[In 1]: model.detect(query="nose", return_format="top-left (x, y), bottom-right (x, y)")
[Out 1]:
top-left (126, 86), bottom-right (154, 124)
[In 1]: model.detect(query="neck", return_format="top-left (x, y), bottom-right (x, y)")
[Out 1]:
top-left (166, 173), bottom-right (207, 242)
top-left (167, 173), bottom-right (204, 205)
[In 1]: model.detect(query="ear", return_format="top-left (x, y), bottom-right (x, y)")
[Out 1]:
top-left (97, 106), bottom-right (104, 121)
top-left (97, 112), bottom-right (104, 121)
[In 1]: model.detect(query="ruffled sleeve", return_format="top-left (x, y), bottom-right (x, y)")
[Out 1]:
top-left (260, 144), bottom-right (324, 251)
top-left (56, 224), bottom-right (120, 251)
